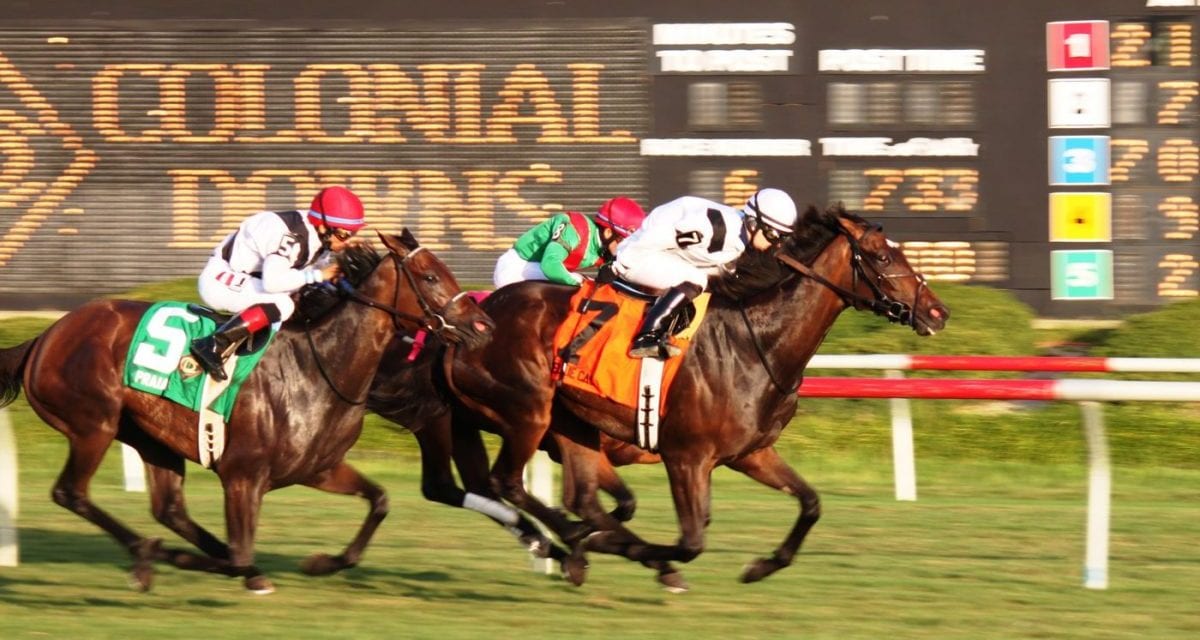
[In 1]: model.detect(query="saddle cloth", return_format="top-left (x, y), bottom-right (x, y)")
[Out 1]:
top-left (551, 281), bottom-right (709, 415)
top-left (123, 301), bottom-right (274, 421)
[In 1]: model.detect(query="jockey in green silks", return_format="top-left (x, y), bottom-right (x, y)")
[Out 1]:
top-left (492, 196), bottom-right (647, 288)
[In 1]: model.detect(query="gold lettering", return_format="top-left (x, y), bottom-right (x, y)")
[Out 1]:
top-left (1157, 80), bottom-right (1198, 125)
top-left (166, 169), bottom-right (269, 247)
top-left (1158, 253), bottom-right (1199, 297)
top-left (486, 64), bottom-right (567, 142)
top-left (723, 170), bottom-right (758, 207)
top-left (275, 64), bottom-right (374, 142)
top-left (1158, 137), bottom-right (1199, 183)
top-left (1110, 138), bottom-right (1149, 183)
top-left (1159, 196), bottom-right (1199, 240)
top-left (93, 63), bottom-right (167, 141)
top-left (861, 168), bottom-right (978, 213)
top-left (1, 52), bottom-right (95, 267)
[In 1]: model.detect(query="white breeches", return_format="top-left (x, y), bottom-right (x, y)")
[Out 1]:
top-left (493, 248), bottom-right (552, 288)
top-left (197, 257), bottom-right (297, 321)
top-left (613, 248), bottom-right (710, 291)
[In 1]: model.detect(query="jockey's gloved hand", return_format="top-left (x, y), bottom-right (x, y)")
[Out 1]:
top-left (595, 262), bottom-right (617, 285)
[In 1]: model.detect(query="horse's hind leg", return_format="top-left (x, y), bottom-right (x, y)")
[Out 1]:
top-left (298, 461), bottom-right (387, 576)
top-left (727, 445), bottom-right (821, 583)
top-left (48, 431), bottom-right (161, 590)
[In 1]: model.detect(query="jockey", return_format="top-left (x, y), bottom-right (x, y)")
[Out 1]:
top-left (189, 185), bottom-right (366, 381)
top-left (492, 196), bottom-right (647, 288)
top-left (613, 188), bottom-right (799, 359)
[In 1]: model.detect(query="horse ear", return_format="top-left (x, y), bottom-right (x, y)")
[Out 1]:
top-left (399, 227), bottom-right (420, 249)
top-left (377, 231), bottom-right (409, 256)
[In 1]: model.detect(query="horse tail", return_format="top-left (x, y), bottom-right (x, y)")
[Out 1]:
top-left (0, 339), bottom-right (36, 408)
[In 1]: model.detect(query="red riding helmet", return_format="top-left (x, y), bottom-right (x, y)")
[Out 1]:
top-left (595, 196), bottom-right (647, 238)
top-left (307, 186), bottom-right (366, 231)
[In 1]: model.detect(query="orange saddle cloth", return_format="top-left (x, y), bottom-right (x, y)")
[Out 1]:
top-left (552, 281), bottom-right (709, 414)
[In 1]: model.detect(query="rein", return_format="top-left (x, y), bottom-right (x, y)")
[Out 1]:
top-left (773, 225), bottom-right (919, 326)
top-left (735, 221), bottom-right (925, 394)
top-left (305, 245), bottom-right (471, 404)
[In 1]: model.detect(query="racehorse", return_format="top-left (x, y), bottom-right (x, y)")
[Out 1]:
top-left (433, 204), bottom-right (949, 585)
top-left (367, 335), bottom-right (652, 578)
top-left (0, 230), bottom-right (494, 593)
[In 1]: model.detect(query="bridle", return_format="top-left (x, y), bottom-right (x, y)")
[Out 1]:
top-left (305, 245), bottom-right (472, 405)
top-left (341, 247), bottom-right (472, 334)
top-left (773, 222), bottom-right (924, 327)
top-left (739, 220), bottom-right (926, 395)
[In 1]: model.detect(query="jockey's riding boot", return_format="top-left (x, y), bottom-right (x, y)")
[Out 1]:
top-left (189, 305), bottom-right (276, 381)
top-left (629, 284), bottom-right (699, 359)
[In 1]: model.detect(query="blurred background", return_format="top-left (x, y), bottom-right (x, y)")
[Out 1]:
top-left (1, 2), bottom-right (1198, 637)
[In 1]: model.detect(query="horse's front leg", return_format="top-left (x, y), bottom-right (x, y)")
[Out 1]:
top-left (551, 430), bottom-right (688, 593)
top-left (221, 472), bottom-right (272, 593)
top-left (298, 461), bottom-right (388, 576)
top-left (144, 461), bottom-right (238, 575)
top-left (662, 454), bottom-right (716, 564)
top-left (727, 445), bottom-right (821, 583)
top-left (447, 413), bottom-right (568, 562)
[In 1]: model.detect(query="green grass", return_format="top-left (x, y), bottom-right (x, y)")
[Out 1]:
top-left (1, 420), bottom-right (1197, 639)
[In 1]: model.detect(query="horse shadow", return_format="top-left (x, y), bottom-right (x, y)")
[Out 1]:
top-left (0, 527), bottom-right (559, 605)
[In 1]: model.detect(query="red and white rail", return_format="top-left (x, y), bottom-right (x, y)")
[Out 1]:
top-left (798, 377), bottom-right (1200, 401)
top-left (795, 355), bottom-right (1200, 590)
top-left (808, 353), bottom-right (1200, 373)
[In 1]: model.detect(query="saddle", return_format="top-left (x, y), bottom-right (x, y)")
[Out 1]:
top-left (551, 280), bottom-right (709, 412)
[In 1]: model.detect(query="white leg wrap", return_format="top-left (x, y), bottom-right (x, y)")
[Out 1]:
top-left (463, 492), bottom-right (520, 527)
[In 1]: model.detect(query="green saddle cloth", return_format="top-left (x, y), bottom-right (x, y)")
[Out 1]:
top-left (123, 301), bottom-right (275, 421)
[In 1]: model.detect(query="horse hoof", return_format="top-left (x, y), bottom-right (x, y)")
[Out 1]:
top-left (300, 553), bottom-right (346, 576)
top-left (128, 565), bottom-right (154, 592)
top-left (739, 556), bottom-right (785, 584)
top-left (245, 575), bottom-right (275, 595)
top-left (561, 552), bottom-right (589, 587)
top-left (658, 570), bottom-right (689, 594)
top-left (127, 537), bottom-right (161, 592)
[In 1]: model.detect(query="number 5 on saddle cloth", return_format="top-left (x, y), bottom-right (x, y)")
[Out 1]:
top-left (551, 280), bottom-right (709, 451)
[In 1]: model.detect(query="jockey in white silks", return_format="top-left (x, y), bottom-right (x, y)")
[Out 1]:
top-left (612, 188), bottom-right (800, 358)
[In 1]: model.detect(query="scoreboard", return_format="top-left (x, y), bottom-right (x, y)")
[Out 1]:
top-left (0, 0), bottom-right (1196, 316)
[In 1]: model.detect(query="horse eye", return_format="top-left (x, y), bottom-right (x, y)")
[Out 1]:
top-left (876, 252), bottom-right (891, 265)
top-left (423, 274), bottom-right (438, 283)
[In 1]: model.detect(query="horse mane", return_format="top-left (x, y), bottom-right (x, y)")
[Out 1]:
top-left (709, 203), bottom-right (855, 301)
top-left (337, 242), bottom-right (384, 287)
top-left (293, 242), bottom-right (383, 323)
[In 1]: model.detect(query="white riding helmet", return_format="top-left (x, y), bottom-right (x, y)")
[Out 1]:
top-left (744, 188), bottom-right (798, 233)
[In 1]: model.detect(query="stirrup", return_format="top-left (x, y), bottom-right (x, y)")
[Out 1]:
top-left (190, 338), bottom-right (229, 381)
top-left (630, 334), bottom-right (678, 359)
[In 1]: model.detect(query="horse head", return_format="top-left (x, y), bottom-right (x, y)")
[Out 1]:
top-left (376, 229), bottom-right (495, 349)
top-left (779, 204), bottom-right (949, 336)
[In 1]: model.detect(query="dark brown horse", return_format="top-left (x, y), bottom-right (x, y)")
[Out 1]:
top-left (433, 205), bottom-right (949, 586)
top-left (0, 230), bottom-right (494, 593)
top-left (367, 320), bottom-right (661, 581)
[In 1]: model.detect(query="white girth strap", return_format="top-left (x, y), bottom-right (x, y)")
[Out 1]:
top-left (637, 356), bottom-right (665, 452)
top-left (197, 355), bottom-right (235, 468)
